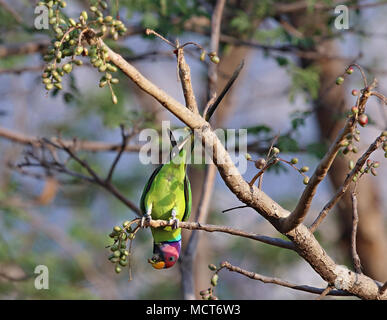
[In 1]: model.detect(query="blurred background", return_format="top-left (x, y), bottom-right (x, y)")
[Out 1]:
top-left (0, 0), bottom-right (386, 299)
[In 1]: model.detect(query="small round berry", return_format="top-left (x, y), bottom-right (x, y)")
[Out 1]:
top-left (300, 166), bottom-right (309, 173)
top-left (358, 114), bottom-right (368, 127)
top-left (303, 177), bottom-right (309, 185)
top-left (346, 67), bottom-right (354, 74)
top-left (255, 158), bottom-right (266, 169)
top-left (336, 76), bottom-right (344, 85)
top-left (351, 89), bottom-right (359, 96)
top-left (351, 106), bottom-right (359, 115)
top-left (291, 157), bottom-right (298, 164)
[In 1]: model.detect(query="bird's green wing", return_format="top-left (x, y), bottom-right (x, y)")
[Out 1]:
top-left (182, 175), bottom-right (192, 222)
top-left (140, 164), bottom-right (163, 215)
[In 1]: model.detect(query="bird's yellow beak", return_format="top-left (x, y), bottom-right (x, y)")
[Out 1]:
top-left (151, 261), bottom-right (165, 269)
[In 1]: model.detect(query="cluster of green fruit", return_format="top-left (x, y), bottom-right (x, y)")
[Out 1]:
top-left (40, 0), bottom-right (126, 104)
top-left (335, 66), bottom-right (354, 85)
top-left (352, 159), bottom-right (380, 182)
top-left (341, 131), bottom-right (361, 155)
top-left (245, 149), bottom-right (311, 185)
top-left (107, 221), bottom-right (135, 274)
top-left (199, 264), bottom-right (220, 300)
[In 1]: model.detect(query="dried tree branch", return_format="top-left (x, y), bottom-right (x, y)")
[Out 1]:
top-left (0, 126), bottom-right (142, 153)
top-left (351, 190), bottom-right (362, 274)
top-left (16, 138), bottom-right (142, 217)
top-left (219, 261), bottom-right (350, 296)
top-left (105, 125), bottom-right (129, 183)
top-left (281, 81), bottom-right (379, 233)
top-left (139, 218), bottom-right (295, 250)
top-left (309, 132), bottom-right (386, 233)
top-left (176, 46), bottom-right (199, 114)
top-left (280, 118), bottom-right (355, 233)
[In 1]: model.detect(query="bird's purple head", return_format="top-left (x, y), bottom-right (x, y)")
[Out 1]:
top-left (148, 240), bottom-right (181, 269)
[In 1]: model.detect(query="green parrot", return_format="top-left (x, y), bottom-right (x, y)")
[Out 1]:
top-left (140, 130), bottom-right (192, 269)
top-left (140, 61), bottom-right (244, 269)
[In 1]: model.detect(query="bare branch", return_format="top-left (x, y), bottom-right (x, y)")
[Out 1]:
top-left (0, 126), bottom-right (142, 153)
top-left (280, 118), bottom-right (355, 233)
top-left (139, 219), bottom-right (295, 250)
top-left (309, 132), bottom-right (386, 233)
top-left (176, 45), bottom-right (199, 114)
top-left (351, 190), bottom-right (362, 274)
top-left (105, 125), bottom-right (129, 183)
top-left (219, 261), bottom-right (350, 296)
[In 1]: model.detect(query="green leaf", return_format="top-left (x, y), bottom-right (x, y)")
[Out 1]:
top-left (306, 142), bottom-right (328, 159)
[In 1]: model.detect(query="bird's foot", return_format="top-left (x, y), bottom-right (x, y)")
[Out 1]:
top-left (168, 217), bottom-right (179, 230)
top-left (140, 213), bottom-right (152, 228)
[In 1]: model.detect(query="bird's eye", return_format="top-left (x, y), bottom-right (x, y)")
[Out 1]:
top-left (168, 256), bottom-right (175, 262)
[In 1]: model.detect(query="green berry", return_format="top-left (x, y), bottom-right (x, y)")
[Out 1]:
top-left (300, 166), bottom-right (309, 173)
top-left (303, 177), bottom-right (309, 185)
top-left (211, 274), bottom-right (218, 286)
top-left (210, 55), bottom-right (220, 64)
top-left (291, 158), bottom-right (298, 164)
top-left (115, 266), bottom-right (122, 273)
top-left (112, 94), bottom-right (118, 105)
top-left (336, 76), bottom-right (344, 85)
top-left (81, 11), bottom-right (88, 21)
top-left (208, 264), bottom-right (217, 271)
top-left (63, 63), bottom-right (72, 74)
top-left (75, 46), bottom-right (84, 56)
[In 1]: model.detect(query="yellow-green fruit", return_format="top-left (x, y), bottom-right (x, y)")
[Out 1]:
top-left (115, 266), bottom-right (122, 273)
top-left (208, 264), bottom-right (217, 271)
top-left (75, 46), bottom-right (84, 56)
top-left (210, 55), bottom-right (220, 64)
top-left (63, 63), bottom-right (72, 74)
top-left (211, 274), bottom-right (218, 286)
top-left (104, 16), bottom-right (113, 23)
top-left (291, 158), bottom-right (298, 164)
top-left (200, 51), bottom-right (206, 61)
top-left (54, 83), bottom-right (62, 90)
top-left (303, 177), bottom-right (309, 185)
top-left (81, 11), bottom-right (88, 21)
top-left (112, 94), bottom-right (118, 105)
top-left (45, 83), bottom-right (54, 90)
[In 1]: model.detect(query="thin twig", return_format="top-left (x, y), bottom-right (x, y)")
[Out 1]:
top-left (351, 190), bottom-right (362, 274)
top-left (106, 125), bottom-right (129, 183)
top-left (138, 218), bottom-right (295, 250)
